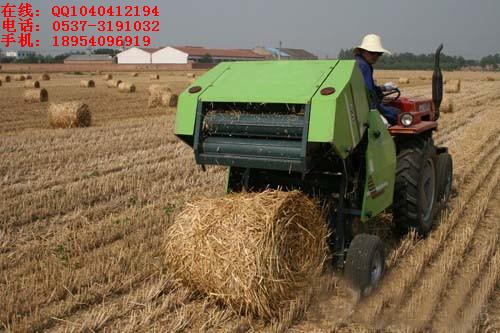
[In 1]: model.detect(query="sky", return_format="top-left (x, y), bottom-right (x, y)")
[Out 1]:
top-left (3, 0), bottom-right (500, 59)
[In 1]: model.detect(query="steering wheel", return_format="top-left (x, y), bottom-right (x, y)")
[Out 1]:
top-left (382, 88), bottom-right (401, 104)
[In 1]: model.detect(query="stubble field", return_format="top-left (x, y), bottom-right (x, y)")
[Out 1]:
top-left (0, 69), bottom-right (499, 332)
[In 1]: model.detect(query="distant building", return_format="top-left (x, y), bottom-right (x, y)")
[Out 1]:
top-left (116, 46), bottom-right (265, 64)
top-left (3, 50), bottom-right (36, 59)
top-left (253, 47), bottom-right (318, 60)
top-left (64, 54), bottom-right (115, 64)
top-left (116, 47), bottom-right (160, 64)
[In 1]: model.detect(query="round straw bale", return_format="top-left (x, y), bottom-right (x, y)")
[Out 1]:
top-left (150, 74), bottom-right (160, 80)
top-left (131, 72), bottom-right (138, 77)
top-left (0, 75), bottom-right (11, 82)
top-left (118, 82), bottom-right (136, 93)
top-left (148, 85), bottom-right (177, 108)
top-left (25, 74), bottom-right (32, 80)
top-left (186, 72), bottom-right (196, 79)
top-left (106, 79), bottom-right (122, 88)
top-left (440, 97), bottom-right (454, 113)
top-left (14, 75), bottom-right (26, 81)
top-left (164, 190), bottom-right (328, 319)
top-left (398, 77), bottom-right (410, 84)
top-left (445, 80), bottom-right (461, 93)
top-left (39, 73), bottom-right (50, 81)
top-left (103, 74), bottom-right (113, 80)
top-left (24, 80), bottom-right (40, 88)
top-left (24, 88), bottom-right (48, 103)
top-left (486, 76), bottom-right (495, 82)
top-left (80, 80), bottom-right (95, 88)
top-left (48, 102), bottom-right (91, 128)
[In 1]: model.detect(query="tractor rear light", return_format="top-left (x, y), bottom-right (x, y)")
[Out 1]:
top-left (401, 113), bottom-right (414, 127)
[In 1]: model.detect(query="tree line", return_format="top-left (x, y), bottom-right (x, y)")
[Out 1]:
top-left (338, 48), bottom-right (498, 70)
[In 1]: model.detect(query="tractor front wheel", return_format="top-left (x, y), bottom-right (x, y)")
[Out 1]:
top-left (345, 234), bottom-right (385, 297)
top-left (393, 137), bottom-right (437, 235)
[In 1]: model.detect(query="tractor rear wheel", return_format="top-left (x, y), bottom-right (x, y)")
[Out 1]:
top-left (393, 137), bottom-right (437, 235)
top-left (345, 234), bottom-right (385, 297)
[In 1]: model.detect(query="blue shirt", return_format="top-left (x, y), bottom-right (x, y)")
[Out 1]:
top-left (355, 54), bottom-right (398, 125)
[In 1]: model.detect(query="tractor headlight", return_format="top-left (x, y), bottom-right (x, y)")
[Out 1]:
top-left (400, 113), bottom-right (414, 127)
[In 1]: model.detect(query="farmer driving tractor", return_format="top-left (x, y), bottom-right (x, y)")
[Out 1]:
top-left (355, 34), bottom-right (399, 126)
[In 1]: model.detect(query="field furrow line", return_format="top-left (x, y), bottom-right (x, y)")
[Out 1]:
top-left (385, 165), bottom-right (499, 330)
top-left (352, 146), bottom-right (500, 325)
top-left (430, 187), bottom-right (500, 331)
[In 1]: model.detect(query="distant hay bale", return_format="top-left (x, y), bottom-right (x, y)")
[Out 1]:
top-left (131, 72), bottom-right (138, 77)
top-left (164, 190), bottom-right (328, 319)
top-left (80, 80), bottom-right (95, 88)
top-left (445, 79), bottom-right (461, 94)
top-left (118, 82), bottom-right (136, 93)
top-left (39, 73), bottom-right (50, 81)
top-left (150, 74), bottom-right (160, 80)
top-left (486, 76), bottom-right (495, 82)
top-left (398, 77), bottom-right (410, 84)
top-left (24, 80), bottom-right (40, 89)
top-left (186, 72), bottom-right (195, 79)
top-left (48, 102), bottom-right (91, 128)
top-left (440, 97), bottom-right (454, 113)
top-left (25, 74), bottom-right (32, 80)
top-left (0, 80), bottom-right (2, 87)
top-left (103, 74), bottom-right (113, 80)
top-left (106, 79), bottom-right (122, 88)
top-left (148, 85), bottom-right (178, 108)
top-left (14, 75), bottom-right (26, 81)
top-left (0, 75), bottom-right (11, 82)
top-left (24, 88), bottom-right (48, 103)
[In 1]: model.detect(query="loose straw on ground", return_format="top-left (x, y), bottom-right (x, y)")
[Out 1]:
top-left (48, 102), bottom-right (91, 128)
top-left (164, 190), bottom-right (329, 319)
top-left (24, 88), bottom-right (48, 103)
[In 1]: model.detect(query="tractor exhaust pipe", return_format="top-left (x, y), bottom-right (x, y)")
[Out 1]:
top-left (432, 44), bottom-right (444, 120)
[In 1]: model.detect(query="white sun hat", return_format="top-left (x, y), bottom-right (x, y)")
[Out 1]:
top-left (356, 34), bottom-right (392, 55)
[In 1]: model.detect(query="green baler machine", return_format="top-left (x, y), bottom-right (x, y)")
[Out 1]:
top-left (174, 54), bottom-right (452, 295)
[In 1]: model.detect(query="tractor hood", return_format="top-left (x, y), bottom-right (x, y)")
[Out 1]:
top-left (198, 60), bottom-right (339, 104)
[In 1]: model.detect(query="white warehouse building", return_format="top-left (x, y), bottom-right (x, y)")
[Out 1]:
top-left (116, 46), bottom-right (264, 64)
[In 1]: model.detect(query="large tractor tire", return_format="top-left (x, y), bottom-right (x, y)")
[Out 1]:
top-left (345, 234), bottom-right (385, 297)
top-left (436, 152), bottom-right (453, 203)
top-left (393, 137), bottom-right (438, 235)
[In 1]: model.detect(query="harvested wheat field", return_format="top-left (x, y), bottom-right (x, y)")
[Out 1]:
top-left (0, 69), bottom-right (499, 332)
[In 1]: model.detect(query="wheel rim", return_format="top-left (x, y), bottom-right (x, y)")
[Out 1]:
top-left (421, 158), bottom-right (436, 222)
top-left (370, 251), bottom-right (383, 286)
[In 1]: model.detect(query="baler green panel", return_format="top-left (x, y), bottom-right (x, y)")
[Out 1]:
top-left (175, 63), bottom-right (231, 136)
top-left (199, 60), bottom-right (339, 104)
top-left (361, 111), bottom-right (396, 222)
top-left (309, 61), bottom-right (369, 159)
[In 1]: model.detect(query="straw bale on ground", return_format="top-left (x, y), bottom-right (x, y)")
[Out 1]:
top-left (164, 190), bottom-right (328, 319)
top-left (24, 80), bottom-right (40, 88)
top-left (103, 74), bottom-right (113, 80)
top-left (148, 85), bottom-right (178, 108)
top-left (24, 88), bottom-right (48, 103)
top-left (131, 72), bottom-right (138, 77)
top-left (39, 73), bottom-right (50, 81)
top-left (398, 77), bottom-right (410, 84)
top-left (445, 79), bottom-right (461, 93)
top-left (118, 82), bottom-right (136, 93)
top-left (440, 97), bottom-right (454, 113)
top-left (48, 102), bottom-right (91, 128)
top-left (25, 74), bottom-right (32, 80)
top-left (14, 75), bottom-right (26, 81)
top-left (80, 80), bottom-right (95, 88)
top-left (486, 76), bottom-right (495, 82)
top-left (0, 75), bottom-right (11, 82)
top-left (187, 73), bottom-right (196, 78)
top-left (150, 74), bottom-right (160, 80)
top-left (0, 80), bottom-right (2, 87)
top-left (106, 79), bottom-right (122, 88)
